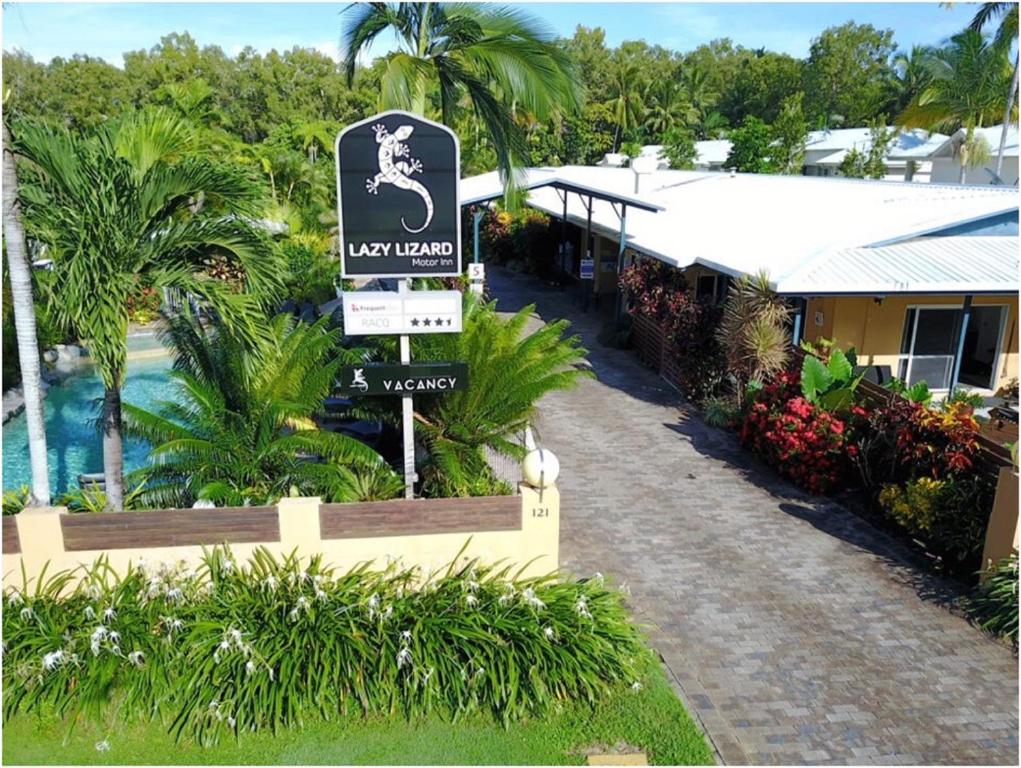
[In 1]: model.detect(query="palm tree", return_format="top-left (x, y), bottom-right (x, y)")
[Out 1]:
top-left (891, 45), bottom-right (935, 115)
top-left (341, 2), bottom-right (581, 183)
top-left (12, 108), bottom-right (283, 511)
top-left (2, 121), bottom-right (49, 506)
top-left (401, 299), bottom-right (590, 497)
top-left (969, 2), bottom-right (1020, 178)
top-left (607, 59), bottom-right (646, 151)
top-left (898, 30), bottom-right (1012, 183)
top-left (123, 311), bottom-right (392, 507)
top-left (291, 119), bottom-right (336, 165)
top-left (643, 79), bottom-right (697, 138)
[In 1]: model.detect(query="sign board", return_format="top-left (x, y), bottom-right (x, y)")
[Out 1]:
top-left (580, 258), bottom-right (595, 280)
top-left (336, 362), bottom-right (469, 397)
top-left (336, 111), bottom-right (461, 278)
top-left (468, 263), bottom-right (485, 281)
top-left (342, 290), bottom-right (462, 336)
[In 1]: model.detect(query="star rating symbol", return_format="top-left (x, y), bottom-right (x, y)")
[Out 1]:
top-left (435, 317), bottom-right (443, 326)
top-left (410, 318), bottom-right (420, 327)
top-left (422, 318), bottom-right (432, 327)
top-left (445, 318), bottom-right (452, 326)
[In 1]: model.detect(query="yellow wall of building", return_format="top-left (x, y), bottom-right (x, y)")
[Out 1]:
top-left (804, 294), bottom-right (1019, 392)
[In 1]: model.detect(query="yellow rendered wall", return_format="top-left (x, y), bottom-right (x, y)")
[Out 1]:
top-left (3, 488), bottom-right (560, 592)
top-left (803, 294), bottom-right (1019, 392)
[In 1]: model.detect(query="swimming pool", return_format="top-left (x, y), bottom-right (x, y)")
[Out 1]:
top-left (2, 356), bottom-right (179, 494)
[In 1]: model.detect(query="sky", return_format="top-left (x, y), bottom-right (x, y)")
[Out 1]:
top-left (2, 1), bottom-right (982, 67)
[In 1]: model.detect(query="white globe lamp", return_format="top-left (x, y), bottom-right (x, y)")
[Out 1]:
top-left (522, 448), bottom-right (559, 489)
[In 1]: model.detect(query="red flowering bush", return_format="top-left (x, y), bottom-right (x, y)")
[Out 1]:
top-left (739, 368), bottom-right (859, 494)
top-left (125, 286), bottom-right (161, 324)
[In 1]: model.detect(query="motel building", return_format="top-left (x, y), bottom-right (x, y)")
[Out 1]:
top-left (462, 166), bottom-right (1019, 396)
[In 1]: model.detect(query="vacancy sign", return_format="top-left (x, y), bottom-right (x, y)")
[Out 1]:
top-left (336, 111), bottom-right (461, 278)
top-left (342, 290), bottom-right (462, 336)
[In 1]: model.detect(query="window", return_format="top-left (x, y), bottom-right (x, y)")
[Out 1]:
top-left (898, 305), bottom-right (1007, 391)
top-left (695, 274), bottom-right (730, 303)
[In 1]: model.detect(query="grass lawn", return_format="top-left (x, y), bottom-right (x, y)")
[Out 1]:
top-left (2, 659), bottom-right (713, 765)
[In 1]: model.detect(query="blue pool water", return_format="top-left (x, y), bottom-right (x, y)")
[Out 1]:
top-left (2, 356), bottom-right (179, 494)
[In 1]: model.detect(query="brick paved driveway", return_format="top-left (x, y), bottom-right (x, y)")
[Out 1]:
top-left (490, 268), bottom-right (1019, 765)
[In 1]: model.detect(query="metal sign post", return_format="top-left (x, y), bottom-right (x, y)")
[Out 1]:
top-left (397, 279), bottom-right (415, 498)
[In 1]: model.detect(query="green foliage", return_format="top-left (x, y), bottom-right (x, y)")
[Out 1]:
top-left (724, 117), bottom-right (773, 173)
top-left (619, 141), bottom-right (642, 159)
top-left (945, 387), bottom-right (985, 409)
top-left (2, 486), bottom-right (31, 515)
top-left (884, 377), bottom-right (933, 406)
top-left (838, 120), bottom-right (899, 178)
top-left (701, 396), bottom-right (739, 429)
top-left (280, 237), bottom-right (338, 306)
top-left (803, 22), bottom-right (898, 124)
top-left (660, 127), bottom-right (697, 170)
top-left (2, 547), bottom-right (647, 744)
top-left (971, 552), bottom-right (1019, 643)
top-left (122, 311), bottom-right (387, 507)
top-left (767, 92), bottom-right (809, 174)
top-left (341, 2), bottom-right (582, 185)
top-left (383, 300), bottom-right (591, 497)
top-left (800, 347), bottom-right (864, 412)
top-left (57, 481), bottom-right (149, 514)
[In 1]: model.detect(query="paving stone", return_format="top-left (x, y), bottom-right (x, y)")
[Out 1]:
top-left (491, 269), bottom-right (1019, 766)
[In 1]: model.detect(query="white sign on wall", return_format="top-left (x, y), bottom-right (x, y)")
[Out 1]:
top-left (342, 290), bottom-right (463, 336)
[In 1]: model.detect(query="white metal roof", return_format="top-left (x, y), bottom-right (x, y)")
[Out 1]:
top-left (776, 236), bottom-right (1020, 295)
top-left (694, 139), bottom-right (732, 165)
top-left (460, 166), bottom-right (664, 211)
top-left (492, 165), bottom-right (1019, 294)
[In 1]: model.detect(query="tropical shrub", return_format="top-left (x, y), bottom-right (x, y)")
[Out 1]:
top-left (403, 299), bottom-right (590, 498)
top-left (970, 553), bottom-right (1019, 643)
top-left (2, 547), bottom-right (646, 743)
top-left (280, 236), bottom-right (337, 306)
top-left (701, 395), bottom-right (740, 428)
top-left (800, 346), bottom-right (864, 412)
top-left (480, 208), bottom-right (554, 275)
top-left (885, 376), bottom-right (933, 405)
top-left (716, 271), bottom-right (791, 406)
top-left (741, 372), bottom-right (855, 494)
top-left (125, 286), bottom-right (161, 325)
top-left (123, 310), bottom-right (389, 507)
top-left (619, 259), bottom-right (726, 402)
top-left (2, 486), bottom-right (30, 515)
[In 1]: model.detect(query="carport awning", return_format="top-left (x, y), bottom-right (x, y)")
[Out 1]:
top-left (460, 168), bottom-right (664, 213)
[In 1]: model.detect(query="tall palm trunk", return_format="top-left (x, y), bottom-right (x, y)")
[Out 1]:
top-left (101, 384), bottom-right (124, 511)
top-left (996, 53), bottom-right (1019, 178)
top-left (2, 122), bottom-right (50, 506)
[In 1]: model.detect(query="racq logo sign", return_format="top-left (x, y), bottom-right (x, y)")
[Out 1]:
top-left (335, 111), bottom-right (462, 278)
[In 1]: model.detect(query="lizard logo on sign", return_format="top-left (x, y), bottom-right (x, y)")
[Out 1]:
top-left (366, 124), bottom-right (433, 234)
top-left (350, 368), bottom-right (369, 392)
top-left (336, 111), bottom-right (461, 278)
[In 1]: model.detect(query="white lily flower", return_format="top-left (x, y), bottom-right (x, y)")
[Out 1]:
top-left (102, 607), bottom-right (117, 622)
top-left (466, 579), bottom-right (479, 593)
top-left (575, 595), bottom-right (593, 620)
top-left (7, 590), bottom-right (23, 606)
top-left (262, 575), bottom-right (278, 592)
top-left (246, 660), bottom-right (256, 675)
top-left (19, 607), bottom-right (34, 621)
top-left (400, 629), bottom-right (412, 644)
top-left (83, 606), bottom-right (96, 620)
top-left (127, 651), bottom-right (145, 667)
top-left (42, 650), bottom-right (65, 670)
top-left (543, 626), bottom-right (556, 641)
top-left (227, 716), bottom-right (236, 727)
top-left (166, 587), bottom-right (183, 601)
top-left (108, 631), bottom-right (121, 644)
top-left (422, 667), bottom-right (435, 684)
top-left (631, 681), bottom-right (643, 691)
top-left (464, 594), bottom-right (478, 608)
top-left (396, 647), bottom-right (412, 669)
top-left (95, 740), bottom-right (111, 752)
top-left (315, 588), bottom-right (327, 602)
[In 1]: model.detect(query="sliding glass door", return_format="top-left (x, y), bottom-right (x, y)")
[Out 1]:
top-left (898, 305), bottom-right (1006, 391)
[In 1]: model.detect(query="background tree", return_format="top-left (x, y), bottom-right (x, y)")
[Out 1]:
top-left (803, 22), bottom-right (897, 125)
top-left (768, 92), bottom-right (810, 174)
top-left (607, 57), bottom-right (646, 151)
top-left (838, 120), bottom-right (898, 178)
top-left (661, 127), bottom-right (697, 169)
top-left (719, 49), bottom-right (803, 125)
top-left (898, 29), bottom-right (1011, 183)
top-left (725, 116), bottom-right (774, 173)
top-left (890, 45), bottom-right (935, 116)
top-left (340, 2), bottom-right (581, 183)
top-left (12, 109), bottom-right (282, 511)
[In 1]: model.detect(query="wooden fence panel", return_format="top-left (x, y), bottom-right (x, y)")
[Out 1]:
top-left (319, 496), bottom-right (520, 540)
top-left (60, 506), bottom-right (280, 551)
top-left (2, 517), bottom-right (20, 554)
